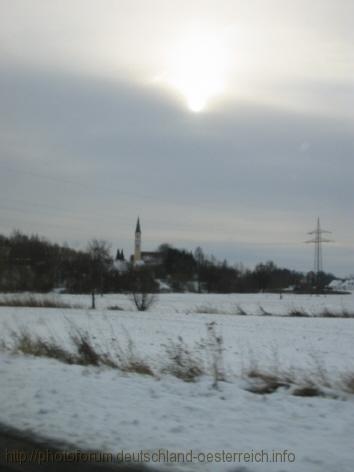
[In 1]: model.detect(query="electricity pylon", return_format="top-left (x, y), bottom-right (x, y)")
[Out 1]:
top-left (305, 217), bottom-right (333, 276)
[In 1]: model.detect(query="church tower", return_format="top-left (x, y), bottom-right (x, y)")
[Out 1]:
top-left (134, 217), bottom-right (142, 263)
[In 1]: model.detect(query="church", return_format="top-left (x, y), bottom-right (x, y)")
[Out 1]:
top-left (130, 218), bottom-right (162, 266)
top-left (113, 218), bottom-right (163, 271)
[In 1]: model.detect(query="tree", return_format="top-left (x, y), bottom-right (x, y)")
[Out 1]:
top-left (158, 244), bottom-right (196, 291)
top-left (128, 268), bottom-right (158, 311)
top-left (194, 246), bottom-right (205, 293)
top-left (253, 261), bottom-right (276, 291)
top-left (87, 239), bottom-right (112, 308)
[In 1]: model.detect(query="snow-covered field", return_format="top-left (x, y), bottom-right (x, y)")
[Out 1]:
top-left (0, 292), bottom-right (354, 472)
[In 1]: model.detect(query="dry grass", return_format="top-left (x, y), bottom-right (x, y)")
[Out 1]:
top-left (340, 373), bottom-right (354, 393)
top-left (258, 306), bottom-right (273, 316)
top-left (193, 305), bottom-right (226, 315)
top-left (162, 336), bottom-right (204, 382)
top-left (9, 325), bottom-right (154, 376)
top-left (12, 330), bottom-right (76, 364)
top-left (244, 368), bottom-right (292, 394)
top-left (121, 359), bottom-right (154, 376)
top-left (161, 323), bottom-right (226, 385)
top-left (288, 308), bottom-right (310, 317)
top-left (191, 305), bottom-right (354, 318)
top-left (4, 317), bottom-right (354, 396)
top-left (106, 305), bottom-right (124, 311)
top-left (242, 362), bottom-right (349, 399)
top-left (292, 385), bottom-right (323, 397)
top-left (70, 332), bottom-right (102, 366)
top-left (192, 304), bottom-right (248, 316)
top-left (113, 336), bottom-right (155, 376)
top-left (316, 308), bottom-right (354, 318)
top-left (235, 305), bottom-right (248, 316)
top-left (0, 295), bottom-right (81, 309)
top-left (287, 307), bottom-right (354, 318)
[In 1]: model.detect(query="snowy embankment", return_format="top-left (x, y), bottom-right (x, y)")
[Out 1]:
top-left (0, 292), bottom-right (354, 472)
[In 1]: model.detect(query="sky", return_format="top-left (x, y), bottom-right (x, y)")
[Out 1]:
top-left (0, 0), bottom-right (353, 276)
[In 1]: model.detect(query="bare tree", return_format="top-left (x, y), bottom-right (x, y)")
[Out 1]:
top-left (128, 269), bottom-right (158, 311)
top-left (194, 246), bottom-right (205, 293)
top-left (130, 291), bottom-right (157, 311)
top-left (87, 239), bottom-right (112, 309)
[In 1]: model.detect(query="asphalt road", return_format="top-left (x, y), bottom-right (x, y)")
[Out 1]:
top-left (0, 424), bottom-right (147, 472)
top-left (0, 424), bottom-right (251, 472)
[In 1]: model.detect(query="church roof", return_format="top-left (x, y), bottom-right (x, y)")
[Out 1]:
top-left (141, 251), bottom-right (161, 257)
top-left (135, 217), bottom-right (141, 234)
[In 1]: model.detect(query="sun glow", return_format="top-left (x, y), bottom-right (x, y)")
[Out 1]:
top-left (165, 29), bottom-right (230, 112)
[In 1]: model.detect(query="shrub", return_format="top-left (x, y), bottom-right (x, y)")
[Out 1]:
top-left (127, 269), bottom-right (158, 312)
top-left (129, 291), bottom-right (157, 312)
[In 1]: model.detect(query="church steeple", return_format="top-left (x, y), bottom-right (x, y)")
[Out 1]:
top-left (134, 217), bottom-right (142, 263)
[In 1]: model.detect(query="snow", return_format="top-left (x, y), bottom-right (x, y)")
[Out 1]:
top-left (60, 291), bottom-right (354, 317)
top-left (329, 278), bottom-right (354, 291)
top-left (1, 292), bottom-right (354, 471)
top-left (112, 259), bottom-right (129, 272)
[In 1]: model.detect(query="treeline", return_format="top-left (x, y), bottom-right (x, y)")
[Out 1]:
top-left (0, 232), bottom-right (115, 293)
top-left (0, 231), bottom-right (335, 293)
top-left (155, 244), bottom-right (334, 292)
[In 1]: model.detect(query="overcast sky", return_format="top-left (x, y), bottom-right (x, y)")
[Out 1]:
top-left (0, 0), bottom-right (353, 275)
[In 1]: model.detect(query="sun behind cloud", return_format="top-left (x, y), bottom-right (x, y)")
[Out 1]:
top-left (162, 28), bottom-right (230, 112)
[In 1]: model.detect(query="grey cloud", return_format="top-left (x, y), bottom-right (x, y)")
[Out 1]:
top-left (0, 64), bottom-right (353, 275)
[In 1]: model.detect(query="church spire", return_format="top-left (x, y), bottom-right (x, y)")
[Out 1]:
top-left (134, 217), bottom-right (142, 263)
